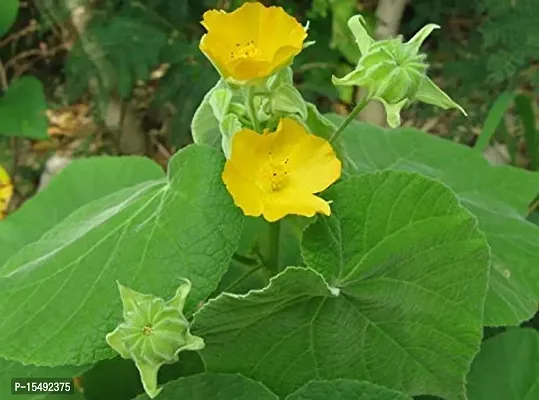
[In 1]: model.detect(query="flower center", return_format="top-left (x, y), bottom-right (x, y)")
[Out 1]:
top-left (142, 325), bottom-right (153, 336)
top-left (266, 156), bottom-right (290, 193)
top-left (230, 40), bottom-right (259, 60)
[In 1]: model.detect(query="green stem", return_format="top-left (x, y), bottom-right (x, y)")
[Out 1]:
top-left (329, 94), bottom-right (370, 144)
top-left (267, 221), bottom-right (281, 272)
top-left (245, 85), bottom-right (261, 132)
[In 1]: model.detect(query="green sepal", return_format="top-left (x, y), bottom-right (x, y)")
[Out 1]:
top-left (376, 97), bottom-right (408, 128)
top-left (347, 14), bottom-right (373, 55)
top-left (220, 113), bottom-right (243, 159)
top-left (407, 23), bottom-right (440, 53)
top-left (416, 76), bottom-right (467, 116)
top-left (270, 84), bottom-right (308, 120)
top-left (105, 280), bottom-right (205, 399)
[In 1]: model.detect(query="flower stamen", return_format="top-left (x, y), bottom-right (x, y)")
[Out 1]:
top-left (230, 40), bottom-right (259, 60)
top-left (142, 325), bottom-right (153, 336)
top-left (268, 163), bottom-right (288, 192)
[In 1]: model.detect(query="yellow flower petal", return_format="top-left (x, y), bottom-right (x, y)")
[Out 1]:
top-left (263, 190), bottom-right (331, 222)
top-left (199, 2), bottom-right (307, 82)
top-left (269, 118), bottom-right (342, 193)
top-left (0, 165), bottom-right (13, 219)
top-left (222, 117), bottom-right (341, 222)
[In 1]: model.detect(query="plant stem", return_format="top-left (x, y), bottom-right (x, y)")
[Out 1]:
top-left (267, 221), bottom-right (281, 272)
top-left (329, 94), bottom-right (370, 144)
top-left (245, 85), bottom-right (261, 132)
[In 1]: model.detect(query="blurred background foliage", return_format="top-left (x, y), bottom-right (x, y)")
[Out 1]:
top-left (0, 0), bottom-right (537, 209)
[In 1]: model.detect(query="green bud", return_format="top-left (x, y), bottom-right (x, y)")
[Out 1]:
top-left (333, 15), bottom-right (466, 127)
top-left (106, 280), bottom-right (204, 399)
top-left (270, 83), bottom-right (308, 120)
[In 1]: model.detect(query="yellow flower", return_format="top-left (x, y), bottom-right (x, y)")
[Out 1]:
top-left (0, 165), bottom-right (13, 219)
top-left (222, 117), bottom-right (341, 222)
top-left (199, 2), bottom-right (307, 83)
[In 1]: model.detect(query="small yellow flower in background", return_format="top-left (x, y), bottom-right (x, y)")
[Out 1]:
top-left (200, 2), bottom-right (307, 83)
top-left (0, 165), bottom-right (13, 219)
top-left (222, 117), bottom-right (341, 222)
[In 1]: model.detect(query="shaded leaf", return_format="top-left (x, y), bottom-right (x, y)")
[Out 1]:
top-left (467, 328), bottom-right (539, 400)
top-left (0, 77), bottom-right (48, 139)
top-left (0, 0), bottom-right (19, 38)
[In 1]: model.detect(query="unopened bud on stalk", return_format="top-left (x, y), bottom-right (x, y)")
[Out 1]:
top-left (333, 15), bottom-right (466, 128)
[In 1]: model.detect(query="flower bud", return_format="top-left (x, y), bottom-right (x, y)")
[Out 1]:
top-left (333, 15), bottom-right (466, 127)
top-left (106, 280), bottom-right (204, 399)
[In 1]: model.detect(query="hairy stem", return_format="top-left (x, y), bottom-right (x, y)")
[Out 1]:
top-left (329, 94), bottom-right (370, 143)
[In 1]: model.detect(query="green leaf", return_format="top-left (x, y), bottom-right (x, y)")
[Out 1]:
top-left (467, 328), bottom-right (539, 400)
top-left (331, 115), bottom-right (539, 326)
top-left (288, 379), bottom-right (412, 400)
top-left (0, 0), bottom-right (18, 38)
top-left (194, 171), bottom-right (490, 399)
top-left (0, 358), bottom-right (88, 400)
top-left (0, 76), bottom-right (48, 139)
top-left (135, 373), bottom-right (278, 400)
top-left (474, 92), bottom-right (516, 153)
top-left (193, 267), bottom-right (336, 396)
top-left (270, 84), bottom-right (308, 120)
top-left (0, 156), bottom-right (163, 266)
top-left (191, 79), bottom-right (226, 149)
top-left (220, 113), bottom-right (242, 159)
top-left (0, 144), bottom-right (243, 366)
